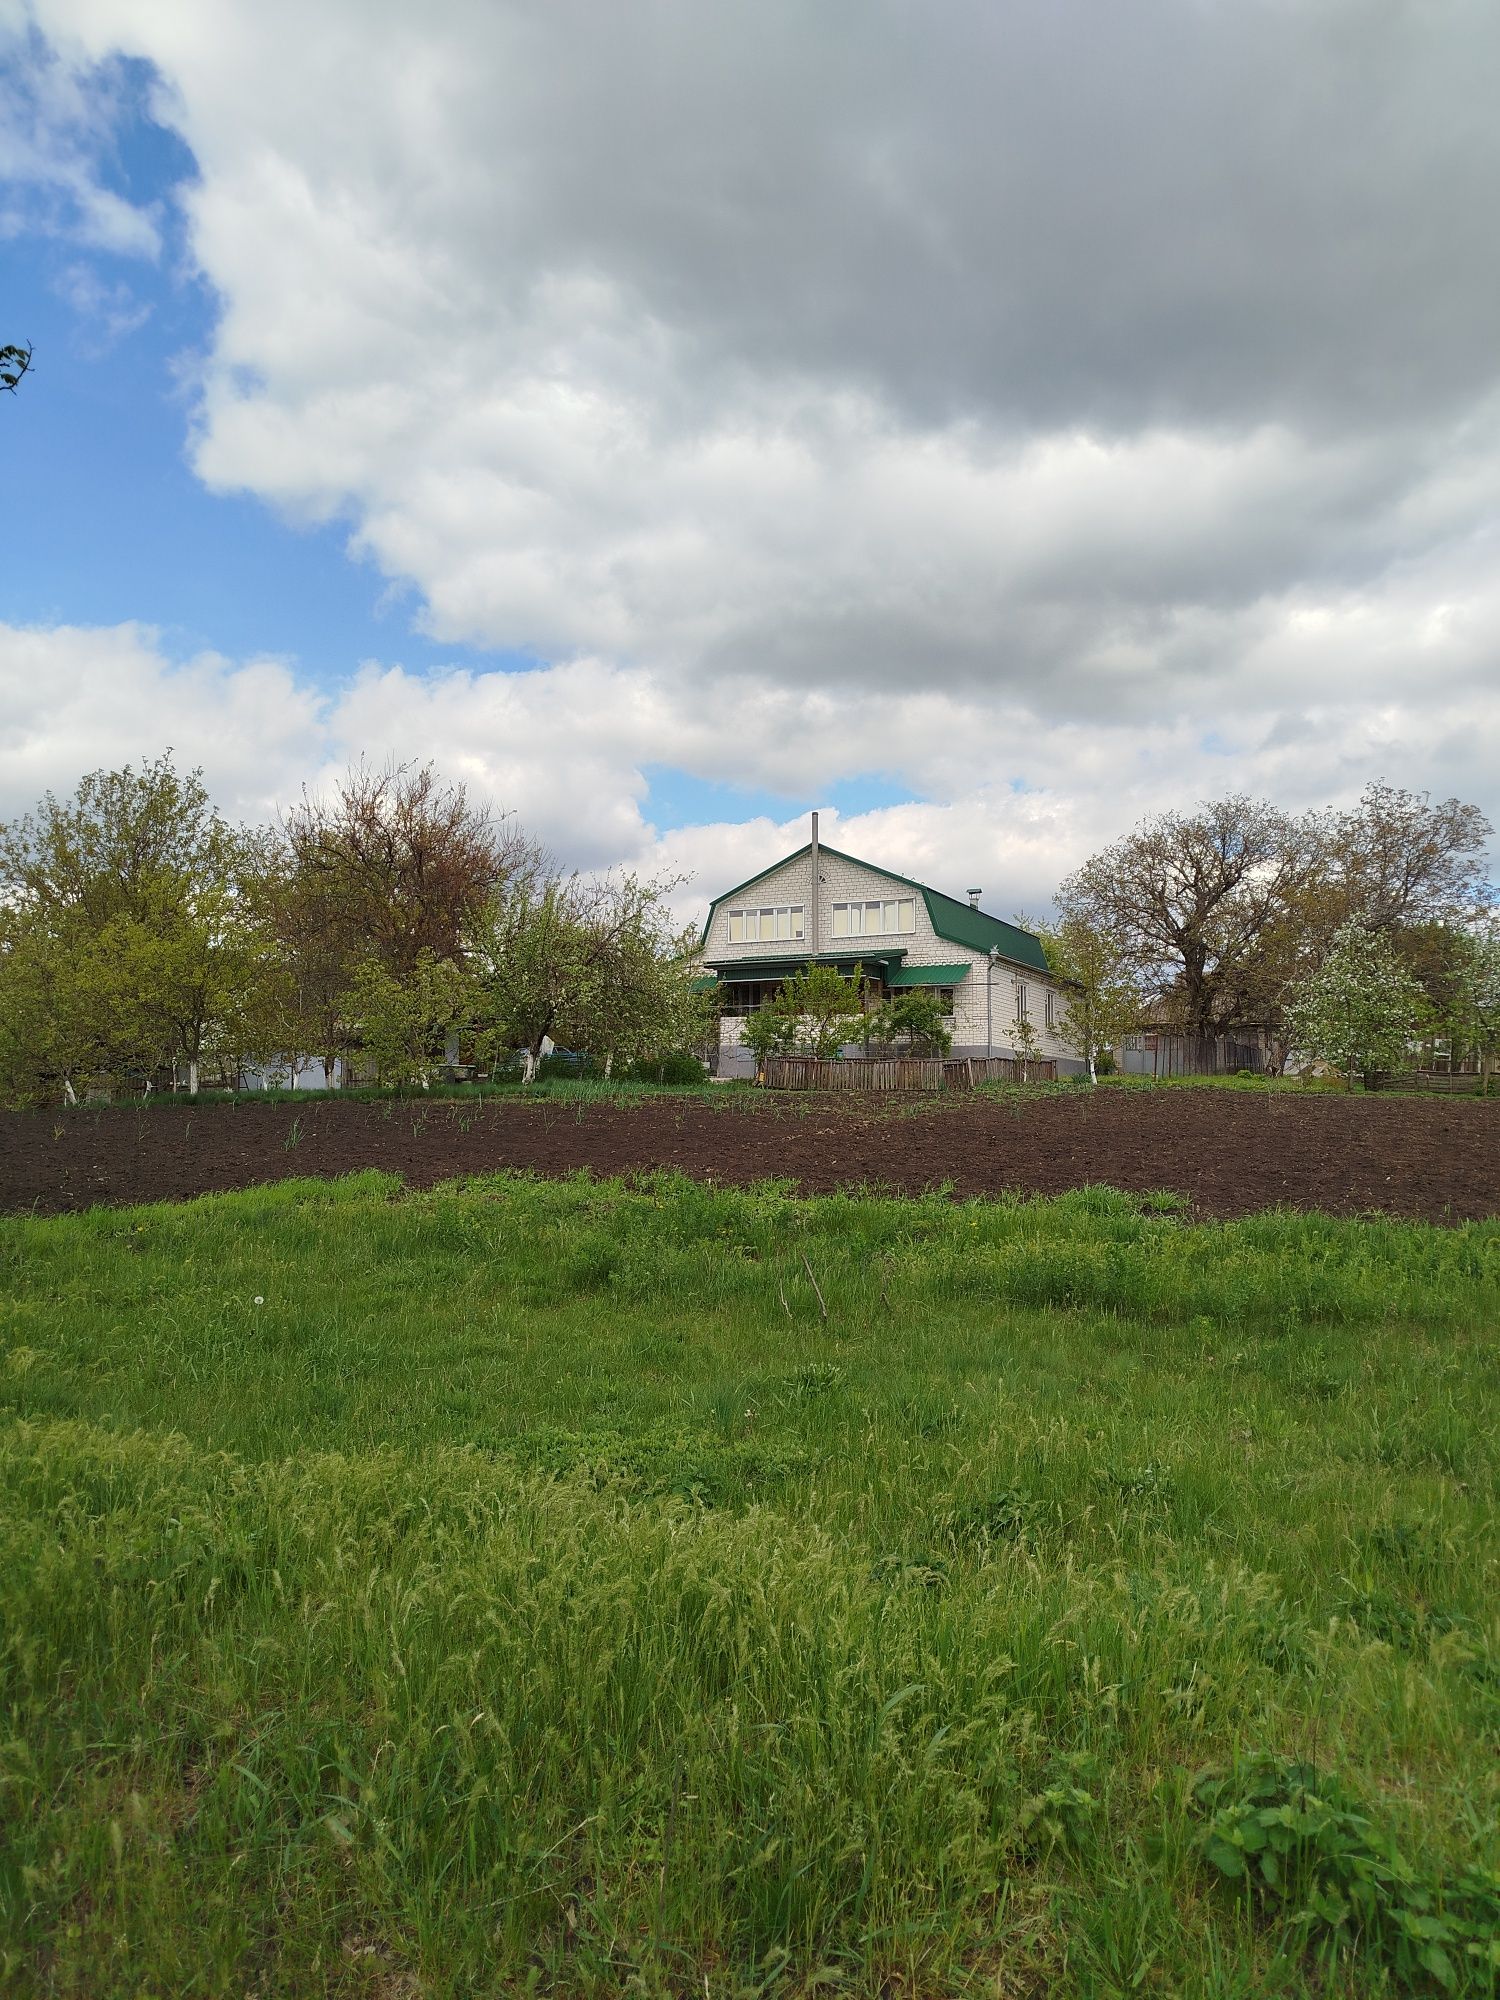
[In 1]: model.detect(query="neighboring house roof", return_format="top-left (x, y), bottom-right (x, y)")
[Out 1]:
top-left (700, 841), bottom-right (1051, 972)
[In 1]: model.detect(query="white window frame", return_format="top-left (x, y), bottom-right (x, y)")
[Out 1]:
top-left (1044, 987), bottom-right (1055, 1030)
top-left (725, 904), bottom-right (804, 945)
top-left (830, 896), bottom-right (916, 939)
top-left (1015, 980), bottom-right (1029, 1022)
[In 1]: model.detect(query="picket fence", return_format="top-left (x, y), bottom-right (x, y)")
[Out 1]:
top-left (761, 1054), bottom-right (1056, 1092)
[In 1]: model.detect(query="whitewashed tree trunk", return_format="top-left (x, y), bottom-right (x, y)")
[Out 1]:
top-left (188, 1058), bottom-right (199, 1096)
top-left (63, 1076), bottom-right (77, 1105)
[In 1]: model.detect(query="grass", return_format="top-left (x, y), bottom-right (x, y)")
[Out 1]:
top-left (1, 1170), bottom-right (1497, 1997)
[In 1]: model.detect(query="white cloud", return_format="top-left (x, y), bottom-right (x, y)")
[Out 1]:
top-left (4, 2), bottom-right (1499, 910)
top-left (0, 22), bottom-right (161, 256)
top-left (2, 618), bottom-right (1494, 933)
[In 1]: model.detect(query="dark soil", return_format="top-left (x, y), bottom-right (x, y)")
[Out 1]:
top-left (2, 1087), bottom-right (1497, 1223)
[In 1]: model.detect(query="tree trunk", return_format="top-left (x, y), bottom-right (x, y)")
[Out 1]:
top-left (188, 1058), bottom-right (199, 1097)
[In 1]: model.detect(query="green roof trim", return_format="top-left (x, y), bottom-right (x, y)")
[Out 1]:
top-left (699, 840), bottom-right (1050, 972)
top-left (885, 962), bottom-right (972, 988)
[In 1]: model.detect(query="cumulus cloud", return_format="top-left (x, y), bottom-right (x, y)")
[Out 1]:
top-left (0, 18), bottom-right (161, 256)
top-left (2, 617), bottom-right (1495, 927)
top-left (5, 2), bottom-right (1499, 901)
top-left (14, 3), bottom-right (1500, 694)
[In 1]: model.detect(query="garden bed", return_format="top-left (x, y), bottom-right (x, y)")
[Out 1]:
top-left (2, 1083), bottom-right (1497, 1222)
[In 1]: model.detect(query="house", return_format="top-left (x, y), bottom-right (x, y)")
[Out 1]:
top-left (699, 815), bottom-right (1080, 1077)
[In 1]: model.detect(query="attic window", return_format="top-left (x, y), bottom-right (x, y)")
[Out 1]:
top-left (831, 897), bottom-right (915, 938)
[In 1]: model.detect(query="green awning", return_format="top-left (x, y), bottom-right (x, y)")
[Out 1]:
top-left (885, 962), bottom-right (972, 989)
top-left (689, 974), bottom-right (718, 993)
top-left (707, 951), bottom-right (907, 981)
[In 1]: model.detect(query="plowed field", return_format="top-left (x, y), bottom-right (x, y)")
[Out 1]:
top-left (3, 1086), bottom-right (1496, 1222)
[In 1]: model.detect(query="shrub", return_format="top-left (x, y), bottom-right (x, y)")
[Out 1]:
top-left (629, 1052), bottom-right (706, 1086)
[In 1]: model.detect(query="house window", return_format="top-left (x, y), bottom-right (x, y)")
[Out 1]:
top-left (1044, 987), bottom-right (1055, 1030)
top-left (1015, 981), bottom-right (1029, 1022)
top-left (725, 905), bottom-right (804, 944)
top-left (831, 897), bottom-right (916, 938)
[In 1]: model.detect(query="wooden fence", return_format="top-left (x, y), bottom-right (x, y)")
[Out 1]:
top-left (1363, 1069), bottom-right (1492, 1095)
top-left (761, 1054), bottom-right (1056, 1092)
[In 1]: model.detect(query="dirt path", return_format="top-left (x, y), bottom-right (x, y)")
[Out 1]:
top-left (2, 1088), bottom-right (1497, 1223)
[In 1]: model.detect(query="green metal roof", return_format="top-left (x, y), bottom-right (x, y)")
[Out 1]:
top-left (885, 962), bottom-right (972, 988)
top-left (699, 841), bottom-right (1050, 972)
top-left (689, 974), bottom-right (719, 993)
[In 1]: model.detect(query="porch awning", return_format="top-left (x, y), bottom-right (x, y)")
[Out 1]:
top-left (885, 962), bottom-right (972, 988)
top-left (706, 949), bottom-right (908, 981)
top-left (689, 974), bottom-right (719, 993)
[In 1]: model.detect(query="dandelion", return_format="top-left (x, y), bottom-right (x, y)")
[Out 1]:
top-left (253, 1296), bottom-right (265, 1307)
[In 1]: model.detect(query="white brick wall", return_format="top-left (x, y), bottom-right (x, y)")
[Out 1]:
top-left (707, 849), bottom-right (1080, 1067)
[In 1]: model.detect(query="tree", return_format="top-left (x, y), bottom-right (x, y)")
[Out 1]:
top-left (1436, 927), bottom-right (1500, 1093)
top-left (467, 864), bottom-right (706, 1076)
top-left (467, 869), bottom-right (595, 1073)
top-left (267, 762), bottom-right (536, 1084)
top-left (866, 990), bottom-right (952, 1057)
top-left (0, 755), bottom-right (269, 1097)
top-left (1, 343), bottom-right (32, 397)
top-left (1282, 921), bottom-right (1426, 1091)
top-left (739, 996), bottom-right (799, 1076)
top-left (1030, 913), bottom-right (1143, 1081)
top-left (567, 873), bottom-right (705, 1075)
top-left (1056, 783), bottom-right (1495, 1045)
top-left (1327, 782), bottom-right (1494, 933)
top-left (1057, 796), bottom-right (1320, 1036)
top-left (736, 965), bottom-right (866, 1072)
top-left (343, 950), bottom-right (478, 1089)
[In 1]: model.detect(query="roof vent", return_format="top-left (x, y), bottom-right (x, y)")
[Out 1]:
top-left (967, 888), bottom-right (982, 909)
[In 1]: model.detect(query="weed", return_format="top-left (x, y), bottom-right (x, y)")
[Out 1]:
top-left (1194, 1754), bottom-right (1500, 1993)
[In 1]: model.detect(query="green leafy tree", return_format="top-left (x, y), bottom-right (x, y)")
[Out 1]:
top-left (738, 965), bottom-right (866, 1072)
top-left (467, 872), bottom-right (597, 1074)
top-left (568, 873), bottom-right (704, 1075)
top-left (777, 964), bottom-right (867, 1059)
top-left (738, 996), bottom-right (798, 1077)
top-left (343, 950), bottom-right (477, 1089)
top-left (1439, 927), bottom-right (1500, 1092)
top-left (1, 342), bottom-right (32, 396)
top-left (866, 990), bottom-right (952, 1057)
top-left (0, 754), bottom-right (271, 1099)
top-left (468, 866), bottom-right (707, 1077)
top-left (1283, 921), bottom-right (1427, 1091)
top-left (1031, 913), bottom-right (1143, 1081)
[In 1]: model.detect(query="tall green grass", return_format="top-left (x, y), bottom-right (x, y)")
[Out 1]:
top-left (2, 1173), bottom-right (1497, 1997)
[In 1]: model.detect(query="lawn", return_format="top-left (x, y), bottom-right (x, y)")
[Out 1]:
top-left (1, 1171), bottom-right (1497, 1997)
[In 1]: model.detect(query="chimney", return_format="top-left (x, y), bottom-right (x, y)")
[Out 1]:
top-left (809, 811), bottom-right (820, 956)
top-left (967, 887), bottom-right (982, 909)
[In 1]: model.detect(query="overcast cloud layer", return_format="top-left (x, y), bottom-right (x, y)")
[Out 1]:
top-left (3, 0), bottom-right (1498, 913)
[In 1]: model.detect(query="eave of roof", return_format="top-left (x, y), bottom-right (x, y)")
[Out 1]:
top-left (699, 840), bottom-right (1050, 972)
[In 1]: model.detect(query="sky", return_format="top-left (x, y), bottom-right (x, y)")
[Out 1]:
top-left (1, 0), bottom-right (1497, 928)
